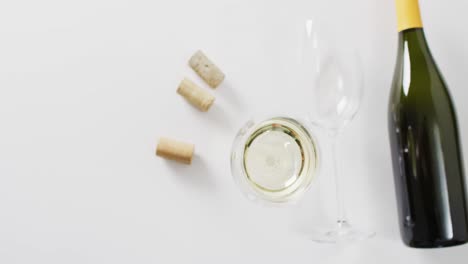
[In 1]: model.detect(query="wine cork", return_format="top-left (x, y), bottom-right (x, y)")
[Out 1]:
top-left (189, 50), bottom-right (225, 88)
top-left (156, 137), bottom-right (194, 165)
top-left (177, 78), bottom-right (215, 112)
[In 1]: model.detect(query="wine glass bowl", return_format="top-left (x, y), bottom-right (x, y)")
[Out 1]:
top-left (308, 45), bottom-right (364, 133)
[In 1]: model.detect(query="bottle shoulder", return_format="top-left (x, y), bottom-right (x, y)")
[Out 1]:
top-left (390, 47), bottom-right (450, 101)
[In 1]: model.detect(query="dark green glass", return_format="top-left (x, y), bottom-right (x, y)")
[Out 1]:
top-left (388, 28), bottom-right (468, 248)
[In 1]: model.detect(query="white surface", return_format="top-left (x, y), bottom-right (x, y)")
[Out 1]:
top-left (1, 0), bottom-right (468, 263)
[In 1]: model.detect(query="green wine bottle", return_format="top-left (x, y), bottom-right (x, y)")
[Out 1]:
top-left (389, 0), bottom-right (468, 248)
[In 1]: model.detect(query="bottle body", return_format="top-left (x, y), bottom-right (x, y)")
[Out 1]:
top-left (388, 28), bottom-right (468, 248)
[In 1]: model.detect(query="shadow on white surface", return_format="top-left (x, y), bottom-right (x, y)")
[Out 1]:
top-left (163, 155), bottom-right (218, 192)
top-left (206, 104), bottom-right (236, 132)
top-left (179, 100), bottom-right (236, 133)
top-left (216, 80), bottom-right (245, 112)
top-left (420, 244), bottom-right (468, 263)
top-left (352, 238), bottom-right (468, 263)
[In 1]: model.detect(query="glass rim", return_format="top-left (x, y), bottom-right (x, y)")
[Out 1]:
top-left (230, 115), bottom-right (322, 205)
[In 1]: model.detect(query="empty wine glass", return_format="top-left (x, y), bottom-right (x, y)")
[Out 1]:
top-left (299, 19), bottom-right (374, 243)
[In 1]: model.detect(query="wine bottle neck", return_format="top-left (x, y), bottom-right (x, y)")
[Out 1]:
top-left (397, 28), bottom-right (437, 76)
top-left (396, 0), bottom-right (423, 32)
top-left (398, 29), bottom-right (429, 56)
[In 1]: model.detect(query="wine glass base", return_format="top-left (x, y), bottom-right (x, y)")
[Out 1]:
top-left (309, 221), bottom-right (375, 244)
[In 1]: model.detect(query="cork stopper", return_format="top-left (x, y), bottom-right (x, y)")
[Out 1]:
top-left (177, 78), bottom-right (215, 112)
top-left (189, 50), bottom-right (225, 88)
top-left (156, 137), bottom-right (195, 165)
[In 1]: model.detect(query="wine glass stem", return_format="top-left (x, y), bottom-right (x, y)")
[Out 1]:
top-left (331, 135), bottom-right (348, 228)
